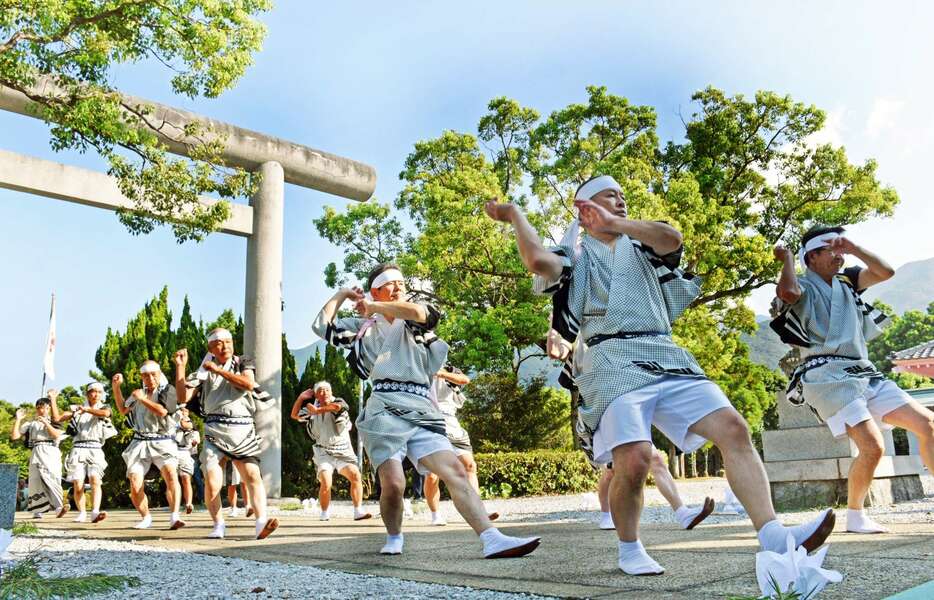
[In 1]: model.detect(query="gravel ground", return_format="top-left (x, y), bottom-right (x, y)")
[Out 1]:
top-left (5, 532), bottom-right (548, 600)
top-left (7, 475), bottom-right (934, 599)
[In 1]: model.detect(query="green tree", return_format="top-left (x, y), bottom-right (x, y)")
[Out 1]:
top-left (315, 86), bottom-right (898, 437)
top-left (868, 302), bottom-right (934, 373)
top-left (0, 0), bottom-right (271, 242)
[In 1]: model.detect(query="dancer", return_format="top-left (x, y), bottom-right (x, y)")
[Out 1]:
top-left (112, 365), bottom-right (185, 530)
top-left (423, 366), bottom-right (499, 525)
top-left (52, 382), bottom-right (116, 523)
top-left (486, 175), bottom-right (834, 574)
top-left (174, 406), bottom-right (200, 515)
top-left (772, 226), bottom-right (934, 533)
top-left (11, 394), bottom-right (66, 519)
top-left (313, 263), bottom-right (540, 557)
top-left (173, 328), bottom-right (278, 540)
top-left (291, 380), bottom-right (371, 521)
top-left (550, 334), bottom-right (713, 532)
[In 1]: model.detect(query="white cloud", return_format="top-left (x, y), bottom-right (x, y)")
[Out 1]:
top-left (805, 106), bottom-right (847, 148)
top-left (865, 97), bottom-right (905, 139)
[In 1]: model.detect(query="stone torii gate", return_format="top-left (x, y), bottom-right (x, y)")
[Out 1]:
top-left (0, 81), bottom-right (376, 496)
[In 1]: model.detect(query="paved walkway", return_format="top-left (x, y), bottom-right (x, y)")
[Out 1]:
top-left (19, 489), bottom-right (934, 600)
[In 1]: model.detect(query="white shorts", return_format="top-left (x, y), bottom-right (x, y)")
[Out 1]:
top-left (65, 447), bottom-right (106, 483)
top-left (592, 375), bottom-right (731, 464)
top-left (315, 456), bottom-right (357, 475)
top-left (825, 379), bottom-right (910, 438)
top-left (126, 454), bottom-right (177, 479)
top-left (387, 428), bottom-right (454, 475)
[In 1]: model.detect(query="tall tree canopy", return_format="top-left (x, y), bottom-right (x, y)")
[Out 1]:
top-left (316, 86), bottom-right (898, 432)
top-left (1, 0), bottom-right (271, 241)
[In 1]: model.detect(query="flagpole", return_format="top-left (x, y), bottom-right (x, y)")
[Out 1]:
top-left (41, 292), bottom-right (55, 397)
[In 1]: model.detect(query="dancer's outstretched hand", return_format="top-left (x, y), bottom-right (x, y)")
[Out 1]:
top-left (112, 373), bottom-right (124, 387)
top-left (574, 200), bottom-right (618, 234)
top-left (15, 407), bottom-right (27, 420)
top-left (173, 349), bottom-right (188, 370)
top-left (484, 199), bottom-right (516, 223)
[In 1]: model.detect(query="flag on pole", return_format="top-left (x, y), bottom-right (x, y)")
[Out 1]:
top-left (43, 293), bottom-right (56, 381)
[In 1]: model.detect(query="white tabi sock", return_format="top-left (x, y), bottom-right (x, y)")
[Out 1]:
top-left (846, 509), bottom-right (888, 534)
top-left (618, 540), bottom-right (664, 575)
top-left (353, 506), bottom-right (368, 519)
top-left (73, 511), bottom-right (87, 523)
top-left (380, 534), bottom-right (404, 555)
top-left (758, 509), bottom-right (834, 553)
top-left (430, 511), bottom-right (447, 526)
top-left (133, 514), bottom-right (152, 529)
top-left (480, 527), bottom-right (541, 558)
top-left (598, 511), bottom-right (615, 530)
top-left (170, 511), bottom-right (180, 523)
top-left (255, 518), bottom-right (268, 537)
top-left (675, 506), bottom-right (702, 530)
top-left (208, 520), bottom-right (225, 539)
top-left (403, 498), bottom-right (414, 518)
top-left (319, 509), bottom-right (330, 521)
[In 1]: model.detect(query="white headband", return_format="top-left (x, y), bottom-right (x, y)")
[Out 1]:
top-left (371, 268), bottom-right (404, 290)
top-left (208, 328), bottom-right (233, 342)
top-left (86, 382), bottom-right (105, 393)
top-left (575, 175), bottom-right (621, 201)
top-left (139, 362), bottom-right (161, 374)
top-left (313, 381), bottom-right (331, 392)
top-left (798, 232), bottom-right (841, 271)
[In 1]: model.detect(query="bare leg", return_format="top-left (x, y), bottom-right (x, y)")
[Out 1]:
top-left (377, 460), bottom-right (406, 535)
top-left (227, 485), bottom-right (237, 510)
top-left (180, 474), bottom-right (193, 508)
top-left (458, 453), bottom-right (481, 494)
top-left (883, 401), bottom-right (934, 473)
top-left (424, 472), bottom-right (441, 512)
top-left (419, 451), bottom-right (490, 534)
top-left (608, 442), bottom-right (652, 542)
top-left (160, 464), bottom-right (181, 514)
top-left (688, 408), bottom-right (776, 529)
top-left (598, 466), bottom-right (613, 513)
top-left (318, 469), bottom-right (333, 512)
top-left (88, 475), bottom-right (103, 514)
top-left (339, 465), bottom-right (365, 508)
top-left (128, 473), bottom-right (149, 518)
top-left (72, 480), bottom-right (85, 514)
top-left (235, 460), bottom-right (267, 522)
top-left (845, 420), bottom-right (885, 509)
top-left (240, 481), bottom-right (249, 509)
top-left (203, 464), bottom-right (224, 525)
top-left (650, 450), bottom-right (684, 511)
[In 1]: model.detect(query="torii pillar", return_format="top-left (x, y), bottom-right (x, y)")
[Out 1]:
top-left (0, 80), bottom-right (377, 496)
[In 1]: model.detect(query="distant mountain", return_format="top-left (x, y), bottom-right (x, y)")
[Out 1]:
top-left (864, 257), bottom-right (934, 314)
top-left (741, 317), bottom-right (787, 371)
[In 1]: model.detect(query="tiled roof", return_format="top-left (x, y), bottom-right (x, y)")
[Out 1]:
top-left (893, 339), bottom-right (934, 361)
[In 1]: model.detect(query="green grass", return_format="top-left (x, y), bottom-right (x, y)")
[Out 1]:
top-left (727, 574), bottom-right (818, 600)
top-left (0, 554), bottom-right (140, 599)
top-left (278, 502), bottom-right (303, 511)
top-left (11, 522), bottom-right (39, 535)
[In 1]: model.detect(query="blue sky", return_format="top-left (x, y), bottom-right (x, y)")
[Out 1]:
top-left (3, 1), bottom-right (933, 402)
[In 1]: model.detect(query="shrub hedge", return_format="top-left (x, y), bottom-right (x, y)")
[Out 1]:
top-left (474, 450), bottom-right (600, 498)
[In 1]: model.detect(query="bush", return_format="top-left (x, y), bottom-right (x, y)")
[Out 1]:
top-left (475, 450), bottom-right (599, 497)
top-left (459, 373), bottom-right (573, 452)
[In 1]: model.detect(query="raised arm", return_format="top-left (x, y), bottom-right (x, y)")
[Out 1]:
top-left (112, 373), bottom-right (130, 416)
top-left (575, 200), bottom-right (682, 255)
top-left (47, 389), bottom-right (68, 423)
top-left (41, 416), bottom-right (61, 440)
top-left (82, 405), bottom-right (112, 418)
top-left (436, 368), bottom-right (470, 386)
top-left (291, 389), bottom-right (314, 421)
top-left (484, 200), bottom-right (564, 281)
top-left (173, 349), bottom-right (198, 405)
top-left (774, 245), bottom-right (802, 304)
top-left (203, 360), bottom-right (255, 391)
top-left (357, 299), bottom-right (429, 324)
top-left (831, 237), bottom-right (896, 290)
top-left (10, 408), bottom-right (26, 441)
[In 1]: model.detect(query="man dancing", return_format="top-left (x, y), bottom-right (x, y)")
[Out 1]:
top-left (485, 175), bottom-right (834, 574)
top-left (11, 394), bottom-right (66, 519)
top-left (772, 226), bottom-right (934, 533)
top-left (174, 405), bottom-right (200, 515)
top-left (290, 380), bottom-right (371, 521)
top-left (423, 366), bottom-right (498, 526)
top-left (113, 364), bottom-right (185, 530)
top-left (52, 382), bottom-right (115, 523)
top-left (313, 263), bottom-right (540, 558)
top-left (173, 328), bottom-right (278, 540)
